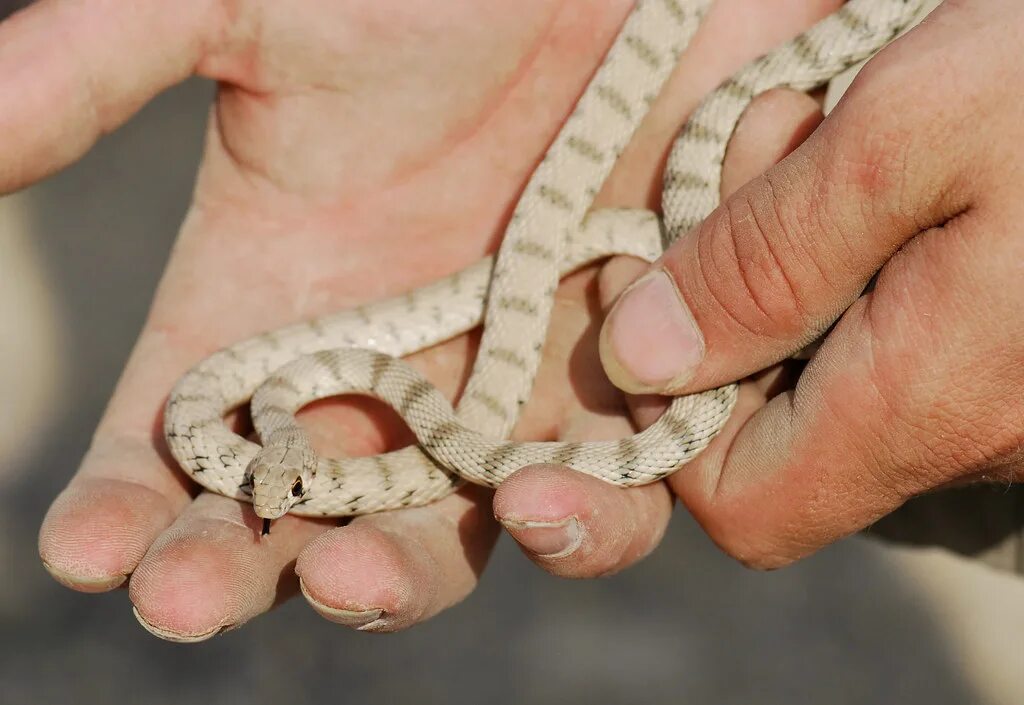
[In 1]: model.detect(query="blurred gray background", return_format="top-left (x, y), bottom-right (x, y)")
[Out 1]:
top-left (2, 1), bottom-right (1023, 703)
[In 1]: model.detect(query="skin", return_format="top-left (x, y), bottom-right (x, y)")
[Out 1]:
top-left (593, 0), bottom-right (1024, 569)
top-left (18, 0), bottom-right (981, 641)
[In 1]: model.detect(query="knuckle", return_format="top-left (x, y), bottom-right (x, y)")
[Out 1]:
top-left (828, 50), bottom-right (957, 233)
top-left (818, 346), bottom-right (946, 497)
top-left (850, 320), bottom-right (1024, 493)
top-left (826, 110), bottom-right (915, 231)
top-left (695, 176), bottom-right (834, 344)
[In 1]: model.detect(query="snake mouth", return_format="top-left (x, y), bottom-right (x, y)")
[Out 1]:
top-left (261, 518), bottom-right (272, 536)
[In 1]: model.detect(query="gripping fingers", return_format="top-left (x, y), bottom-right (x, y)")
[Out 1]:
top-left (491, 259), bottom-right (674, 578)
top-left (600, 0), bottom-right (1024, 567)
top-left (671, 210), bottom-right (1024, 569)
top-left (494, 301), bottom-right (675, 578)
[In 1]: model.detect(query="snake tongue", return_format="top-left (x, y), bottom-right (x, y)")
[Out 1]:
top-left (261, 518), bottom-right (272, 536)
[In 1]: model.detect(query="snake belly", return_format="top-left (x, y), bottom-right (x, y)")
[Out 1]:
top-left (165, 0), bottom-right (926, 518)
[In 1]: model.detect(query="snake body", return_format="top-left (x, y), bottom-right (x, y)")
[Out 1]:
top-left (165, 0), bottom-right (924, 520)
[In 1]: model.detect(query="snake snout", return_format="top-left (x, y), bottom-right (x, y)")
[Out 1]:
top-left (246, 444), bottom-right (316, 519)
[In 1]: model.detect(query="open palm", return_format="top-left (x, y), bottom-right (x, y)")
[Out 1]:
top-left (15, 0), bottom-right (841, 639)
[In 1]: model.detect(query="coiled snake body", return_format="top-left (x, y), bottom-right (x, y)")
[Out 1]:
top-left (165, 0), bottom-right (924, 524)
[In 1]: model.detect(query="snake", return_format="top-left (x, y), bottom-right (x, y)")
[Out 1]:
top-left (164, 0), bottom-right (925, 531)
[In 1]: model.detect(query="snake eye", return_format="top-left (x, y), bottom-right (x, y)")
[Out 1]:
top-left (291, 478), bottom-right (304, 497)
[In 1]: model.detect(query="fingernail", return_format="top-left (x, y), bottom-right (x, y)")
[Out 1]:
top-left (500, 516), bottom-right (582, 558)
top-left (42, 560), bottom-right (127, 593)
top-left (601, 269), bottom-right (703, 393)
top-left (132, 606), bottom-right (227, 643)
top-left (299, 578), bottom-right (386, 630)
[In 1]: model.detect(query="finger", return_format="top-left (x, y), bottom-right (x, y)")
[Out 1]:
top-left (671, 206), bottom-right (1024, 569)
top-left (38, 327), bottom-right (209, 592)
top-left (128, 492), bottom-right (331, 642)
top-left (492, 359), bottom-right (797, 579)
top-left (494, 461), bottom-right (673, 578)
top-left (520, 87), bottom-right (829, 576)
top-left (599, 11), bottom-right (976, 395)
top-left (719, 88), bottom-right (824, 199)
top-left (0, 0), bottom-right (217, 193)
top-left (294, 486), bottom-right (498, 632)
top-left (38, 435), bottom-right (191, 592)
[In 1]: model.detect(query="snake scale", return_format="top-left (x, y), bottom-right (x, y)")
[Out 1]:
top-left (165, 0), bottom-right (924, 526)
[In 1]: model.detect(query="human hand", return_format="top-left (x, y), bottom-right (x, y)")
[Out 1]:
top-left (509, 0), bottom-right (1024, 574)
top-left (21, 0), bottom-right (847, 638)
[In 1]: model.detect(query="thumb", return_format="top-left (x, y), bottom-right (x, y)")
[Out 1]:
top-left (599, 31), bottom-right (968, 395)
top-left (0, 0), bottom-right (217, 193)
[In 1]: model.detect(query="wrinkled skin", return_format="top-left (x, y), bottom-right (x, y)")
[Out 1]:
top-left (14, 0), bottom-right (893, 641)
top-left (597, 0), bottom-right (1024, 568)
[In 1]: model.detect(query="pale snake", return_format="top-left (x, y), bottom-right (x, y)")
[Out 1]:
top-left (164, 0), bottom-right (925, 527)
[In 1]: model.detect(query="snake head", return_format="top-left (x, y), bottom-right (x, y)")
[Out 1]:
top-left (245, 442), bottom-right (317, 520)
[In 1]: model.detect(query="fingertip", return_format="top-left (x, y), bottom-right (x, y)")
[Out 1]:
top-left (129, 529), bottom-right (248, 641)
top-left (722, 88), bottom-right (825, 197)
top-left (495, 465), bottom-right (672, 577)
top-left (296, 488), bottom-right (499, 632)
top-left (493, 464), bottom-right (588, 526)
top-left (128, 494), bottom-right (323, 641)
top-left (127, 518), bottom-right (260, 639)
top-left (597, 255), bottom-right (649, 312)
top-left (598, 268), bottom-right (705, 395)
top-left (295, 524), bottom-right (428, 632)
top-left (38, 477), bottom-right (179, 592)
top-left (494, 466), bottom-right (588, 561)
